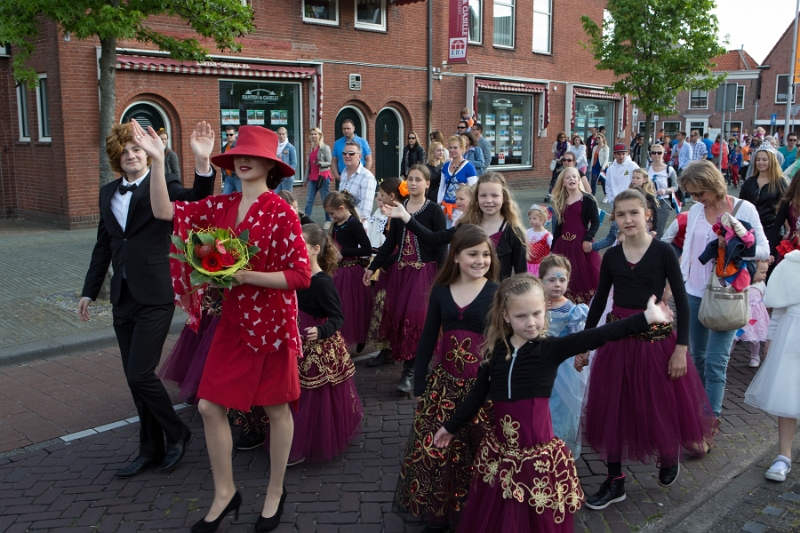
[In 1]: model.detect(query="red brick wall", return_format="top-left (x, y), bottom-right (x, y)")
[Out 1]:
top-left (0, 51), bottom-right (16, 217)
top-left (759, 24), bottom-right (797, 137)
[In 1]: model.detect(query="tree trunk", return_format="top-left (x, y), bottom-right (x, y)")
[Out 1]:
top-left (96, 37), bottom-right (117, 300)
top-left (642, 113), bottom-right (653, 169)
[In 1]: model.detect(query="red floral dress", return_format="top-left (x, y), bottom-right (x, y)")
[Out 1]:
top-left (170, 191), bottom-right (311, 410)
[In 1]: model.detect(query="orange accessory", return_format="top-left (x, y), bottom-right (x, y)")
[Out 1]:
top-left (398, 180), bottom-right (409, 197)
top-left (441, 202), bottom-right (456, 220)
top-left (715, 247), bottom-right (739, 278)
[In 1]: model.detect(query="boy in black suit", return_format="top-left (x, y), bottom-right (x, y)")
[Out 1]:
top-left (78, 123), bottom-right (216, 477)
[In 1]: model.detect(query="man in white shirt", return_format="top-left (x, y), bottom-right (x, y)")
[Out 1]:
top-left (689, 130), bottom-right (708, 161)
top-left (338, 141), bottom-right (376, 220)
top-left (594, 144), bottom-right (639, 251)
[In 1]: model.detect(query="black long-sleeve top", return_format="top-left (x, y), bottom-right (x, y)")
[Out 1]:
top-left (414, 281), bottom-right (500, 396)
top-left (333, 215), bottom-right (372, 257)
top-left (297, 272), bottom-right (344, 340)
top-left (739, 176), bottom-right (787, 236)
top-left (586, 239), bottom-right (688, 345)
top-left (404, 218), bottom-right (527, 280)
top-left (369, 200), bottom-right (447, 271)
top-left (552, 193), bottom-right (600, 242)
top-left (443, 313), bottom-right (650, 434)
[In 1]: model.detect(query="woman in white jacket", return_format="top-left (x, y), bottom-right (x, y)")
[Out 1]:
top-left (679, 160), bottom-right (769, 422)
top-left (590, 134), bottom-right (610, 197)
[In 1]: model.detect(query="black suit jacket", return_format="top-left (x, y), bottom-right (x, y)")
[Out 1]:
top-left (81, 171), bottom-right (216, 306)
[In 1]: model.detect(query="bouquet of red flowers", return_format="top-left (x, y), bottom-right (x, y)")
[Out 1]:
top-left (170, 228), bottom-right (260, 289)
top-left (777, 235), bottom-right (800, 258)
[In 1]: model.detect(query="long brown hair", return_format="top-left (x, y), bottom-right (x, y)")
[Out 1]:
top-left (750, 149), bottom-right (787, 195)
top-left (379, 177), bottom-right (406, 203)
top-left (301, 223), bottom-right (337, 276)
top-left (483, 274), bottom-right (547, 363)
top-left (323, 191), bottom-right (360, 232)
top-left (460, 172), bottom-right (528, 255)
top-left (433, 224), bottom-right (499, 286)
top-left (778, 170), bottom-right (800, 213)
top-left (551, 167), bottom-right (587, 224)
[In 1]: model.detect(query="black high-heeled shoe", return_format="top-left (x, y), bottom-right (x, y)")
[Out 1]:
top-left (255, 486), bottom-right (287, 533)
top-left (191, 491), bottom-right (242, 533)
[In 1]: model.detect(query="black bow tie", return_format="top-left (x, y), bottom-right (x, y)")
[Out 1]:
top-left (118, 182), bottom-right (138, 195)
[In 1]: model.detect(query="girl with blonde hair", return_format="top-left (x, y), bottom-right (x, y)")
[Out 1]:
top-left (304, 126), bottom-right (333, 223)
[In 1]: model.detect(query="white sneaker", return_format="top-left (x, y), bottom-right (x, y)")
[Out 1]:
top-left (323, 221), bottom-right (332, 230)
top-left (766, 456), bottom-right (792, 482)
top-left (749, 356), bottom-right (761, 368)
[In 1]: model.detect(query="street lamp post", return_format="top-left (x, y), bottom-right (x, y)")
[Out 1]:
top-left (785, 0), bottom-right (799, 141)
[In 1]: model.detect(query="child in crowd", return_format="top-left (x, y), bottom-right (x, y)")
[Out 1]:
top-left (395, 225), bottom-right (499, 533)
top-left (433, 273), bottom-right (672, 532)
top-left (730, 145), bottom-right (743, 187)
top-left (578, 189), bottom-right (714, 510)
top-left (451, 182), bottom-right (473, 226)
top-left (539, 254), bottom-right (589, 457)
top-left (744, 249), bottom-right (800, 482)
top-left (731, 260), bottom-right (770, 368)
top-left (526, 204), bottom-right (552, 276)
top-left (277, 190), bottom-right (312, 224)
top-left (629, 168), bottom-right (659, 236)
top-left (324, 191), bottom-right (374, 353)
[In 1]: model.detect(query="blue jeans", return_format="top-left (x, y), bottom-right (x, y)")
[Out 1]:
top-left (222, 175), bottom-right (242, 194)
top-left (274, 176), bottom-right (295, 193)
top-left (305, 178), bottom-right (331, 221)
top-left (592, 220), bottom-right (618, 252)
top-left (590, 170), bottom-right (603, 196)
top-left (687, 294), bottom-right (737, 417)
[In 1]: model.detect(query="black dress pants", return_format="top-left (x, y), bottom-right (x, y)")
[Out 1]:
top-left (113, 281), bottom-right (184, 459)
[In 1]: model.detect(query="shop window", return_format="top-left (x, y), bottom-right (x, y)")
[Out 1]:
top-left (574, 98), bottom-right (615, 145)
top-left (0, 43), bottom-right (10, 57)
top-left (355, 0), bottom-right (386, 31)
top-left (16, 82), bottom-right (29, 141)
top-left (725, 121), bottom-right (742, 139)
top-left (36, 74), bottom-right (50, 141)
top-left (777, 75), bottom-right (795, 104)
top-left (736, 85), bottom-right (745, 110)
top-left (662, 121), bottom-right (681, 138)
top-left (468, 0), bottom-right (482, 44)
top-left (220, 80), bottom-right (303, 181)
top-left (476, 91), bottom-right (533, 167)
top-left (493, 0), bottom-right (514, 49)
top-left (689, 88), bottom-right (708, 109)
top-left (303, 0), bottom-right (338, 25)
top-left (532, 0), bottom-right (551, 54)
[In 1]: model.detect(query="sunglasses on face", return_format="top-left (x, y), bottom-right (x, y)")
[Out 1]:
top-left (408, 136), bottom-right (416, 140)
top-left (561, 158), bottom-right (574, 163)
top-left (343, 151), bottom-right (358, 156)
top-left (789, 138), bottom-right (798, 142)
top-left (650, 151), bottom-right (663, 155)
top-left (226, 134), bottom-right (235, 137)
top-left (457, 126), bottom-right (467, 130)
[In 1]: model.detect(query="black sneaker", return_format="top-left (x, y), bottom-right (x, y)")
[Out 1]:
top-left (397, 369), bottom-right (414, 394)
top-left (235, 429), bottom-right (265, 451)
top-left (658, 462), bottom-right (680, 487)
top-left (367, 348), bottom-right (393, 367)
top-left (585, 474), bottom-right (626, 510)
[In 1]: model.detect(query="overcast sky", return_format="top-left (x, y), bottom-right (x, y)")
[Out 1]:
top-left (713, 2), bottom-right (798, 64)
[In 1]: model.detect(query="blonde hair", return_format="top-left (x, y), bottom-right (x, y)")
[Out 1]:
top-left (483, 274), bottom-right (547, 363)
top-left (527, 204), bottom-right (549, 222)
top-left (751, 149), bottom-right (788, 195)
top-left (106, 123), bottom-right (152, 174)
top-left (551, 168), bottom-right (586, 224)
top-left (679, 160), bottom-right (728, 200)
top-left (448, 134), bottom-right (467, 151)
top-left (427, 142), bottom-right (445, 166)
top-left (460, 172), bottom-right (528, 255)
top-left (310, 127), bottom-right (326, 148)
top-left (630, 168), bottom-right (657, 198)
top-left (595, 133), bottom-right (607, 148)
top-left (455, 182), bottom-right (473, 198)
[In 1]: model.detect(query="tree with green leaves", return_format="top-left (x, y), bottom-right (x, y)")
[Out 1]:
top-left (581, 0), bottom-right (726, 163)
top-left (0, 0), bottom-right (254, 185)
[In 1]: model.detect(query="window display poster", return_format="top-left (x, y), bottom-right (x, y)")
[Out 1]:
top-left (221, 109), bottom-right (239, 125)
top-left (271, 110), bottom-right (288, 125)
top-left (499, 114), bottom-right (510, 125)
top-left (499, 129), bottom-right (509, 141)
top-left (485, 129), bottom-right (496, 140)
top-left (247, 109), bottom-right (265, 125)
top-left (485, 114), bottom-right (496, 125)
top-left (513, 115), bottom-right (523, 126)
top-left (513, 129), bottom-right (522, 141)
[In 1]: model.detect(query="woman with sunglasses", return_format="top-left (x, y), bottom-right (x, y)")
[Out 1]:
top-left (647, 146), bottom-right (678, 238)
top-left (303, 127), bottom-right (332, 224)
top-left (401, 131), bottom-right (426, 178)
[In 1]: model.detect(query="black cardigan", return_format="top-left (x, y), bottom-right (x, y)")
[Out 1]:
top-left (368, 200), bottom-right (447, 271)
top-left (551, 193), bottom-right (600, 242)
top-left (443, 313), bottom-right (650, 434)
top-left (404, 218), bottom-right (527, 280)
top-left (401, 144), bottom-right (426, 177)
top-left (297, 272), bottom-right (344, 340)
top-left (332, 215), bottom-right (372, 257)
top-left (768, 201), bottom-right (796, 254)
top-left (739, 176), bottom-right (787, 236)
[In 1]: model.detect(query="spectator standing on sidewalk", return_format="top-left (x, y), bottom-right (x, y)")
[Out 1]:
top-left (158, 129), bottom-right (180, 179)
top-left (472, 123), bottom-right (493, 166)
top-left (221, 126), bottom-right (240, 194)
top-left (702, 133), bottom-right (713, 161)
top-left (331, 119), bottom-right (373, 182)
top-left (303, 127), bottom-right (332, 226)
top-left (592, 144), bottom-right (638, 252)
top-left (338, 141), bottom-right (377, 220)
top-left (779, 132), bottom-right (798, 171)
top-left (674, 131), bottom-right (692, 178)
top-left (274, 127), bottom-right (297, 193)
top-left (689, 131), bottom-right (707, 162)
top-left (400, 131), bottom-right (426, 178)
top-left (78, 122), bottom-right (215, 478)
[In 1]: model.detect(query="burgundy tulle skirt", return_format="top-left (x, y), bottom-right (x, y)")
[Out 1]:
top-left (368, 268), bottom-right (392, 349)
top-left (158, 312), bottom-right (220, 403)
top-left (457, 399), bottom-right (582, 533)
top-left (583, 305), bottom-right (715, 465)
top-left (379, 261), bottom-right (438, 361)
top-left (332, 261), bottom-right (374, 349)
top-left (551, 238), bottom-right (600, 306)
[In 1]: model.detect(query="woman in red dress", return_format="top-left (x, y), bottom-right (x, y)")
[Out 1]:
top-left (134, 120), bottom-right (310, 533)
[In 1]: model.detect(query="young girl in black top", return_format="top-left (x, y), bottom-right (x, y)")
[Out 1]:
top-left (363, 165), bottom-right (447, 392)
top-left (433, 274), bottom-right (670, 533)
top-left (395, 225), bottom-right (499, 533)
top-left (578, 189), bottom-right (715, 511)
top-left (384, 172), bottom-right (528, 280)
top-left (324, 191), bottom-right (374, 353)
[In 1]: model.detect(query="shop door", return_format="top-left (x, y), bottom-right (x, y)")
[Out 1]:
top-left (334, 108), bottom-right (364, 142)
top-left (375, 110), bottom-right (400, 182)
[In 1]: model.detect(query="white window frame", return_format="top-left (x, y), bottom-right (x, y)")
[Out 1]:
top-left (0, 43), bottom-right (10, 57)
top-left (493, 0), bottom-right (515, 49)
top-left (468, 0), bottom-right (483, 44)
top-left (354, 0), bottom-right (386, 31)
top-left (36, 74), bottom-right (51, 142)
top-left (776, 74), bottom-right (796, 104)
top-left (689, 88), bottom-right (708, 109)
top-left (302, 0), bottom-right (339, 26)
top-left (16, 82), bottom-right (29, 142)
top-left (532, 0), bottom-right (552, 54)
top-left (736, 84), bottom-right (745, 110)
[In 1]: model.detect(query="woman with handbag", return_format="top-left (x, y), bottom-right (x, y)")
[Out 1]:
top-left (304, 127), bottom-right (333, 225)
top-left (679, 160), bottom-right (769, 421)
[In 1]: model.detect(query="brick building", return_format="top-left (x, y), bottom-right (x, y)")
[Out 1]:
top-left (0, 0), bottom-right (631, 228)
top-left (756, 20), bottom-right (798, 139)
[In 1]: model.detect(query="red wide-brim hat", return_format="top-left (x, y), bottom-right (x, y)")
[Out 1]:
top-left (211, 126), bottom-right (295, 178)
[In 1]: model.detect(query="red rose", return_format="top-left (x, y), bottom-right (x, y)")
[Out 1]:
top-left (220, 253), bottom-right (235, 267)
top-left (201, 252), bottom-right (223, 272)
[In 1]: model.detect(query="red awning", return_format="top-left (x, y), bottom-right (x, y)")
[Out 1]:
top-left (573, 87), bottom-right (621, 101)
top-left (393, 0), bottom-right (425, 4)
top-left (474, 78), bottom-right (549, 129)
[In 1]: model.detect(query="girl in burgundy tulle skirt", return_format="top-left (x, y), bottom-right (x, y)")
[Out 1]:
top-left (577, 189), bottom-right (715, 511)
top-left (395, 225), bottom-right (499, 532)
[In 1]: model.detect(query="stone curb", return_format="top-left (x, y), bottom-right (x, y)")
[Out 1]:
top-left (0, 315), bottom-right (187, 366)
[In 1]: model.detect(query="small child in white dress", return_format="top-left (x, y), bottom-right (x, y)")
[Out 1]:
top-left (730, 260), bottom-right (770, 368)
top-left (744, 249), bottom-right (800, 482)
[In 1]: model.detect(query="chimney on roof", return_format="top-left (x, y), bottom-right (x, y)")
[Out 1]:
top-left (738, 47), bottom-right (751, 70)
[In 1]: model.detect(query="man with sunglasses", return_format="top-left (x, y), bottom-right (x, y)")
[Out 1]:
top-left (221, 126), bottom-right (240, 194)
top-left (331, 119), bottom-right (373, 184)
top-left (688, 130), bottom-right (707, 162)
top-left (338, 140), bottom-right (376, 220)
top-left (779, 133), bottom-right (798, 171)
